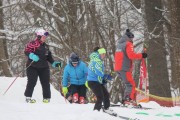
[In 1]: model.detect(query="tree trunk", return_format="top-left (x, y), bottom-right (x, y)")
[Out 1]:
top-left (0, 1), bottom-right (11, 77)
top-left (169, 0), bottom-right (180, 89)
top-left (142, 0), bottom-right (172, 106)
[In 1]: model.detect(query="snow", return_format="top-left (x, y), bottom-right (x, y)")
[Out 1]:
top-left (0, 77), bottom-right (180, 120)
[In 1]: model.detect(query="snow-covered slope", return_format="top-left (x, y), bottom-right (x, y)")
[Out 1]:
top-left (0, 77), bottom-right (180, 120)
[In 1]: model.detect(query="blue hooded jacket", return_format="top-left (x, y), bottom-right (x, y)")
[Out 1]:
top-left (62, 60), bottom-right (88, 87)
top-left (87, 52), bottom-right (105, 84)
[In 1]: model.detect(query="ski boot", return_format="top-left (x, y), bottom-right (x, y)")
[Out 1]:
top-left (79, 96), bottom-right (85, 104)
top-left (43, 98), bottom-right (50, 103)
top-left (26, 97), bottom-right (36, 103)
top-left (122, 98), bottom-right (139, 108)
top-left (73, 93), bottom-right (79, 103)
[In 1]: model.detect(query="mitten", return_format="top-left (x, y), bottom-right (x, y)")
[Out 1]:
top-left (52, 61), bottom-right (62, 68)
top-left (62, 87), bottom-right (68, 96)
top-left (29, 53), bottom-right (39, 62)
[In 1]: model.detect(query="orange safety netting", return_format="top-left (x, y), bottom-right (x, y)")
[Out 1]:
top-left (136, 88), bottom-right (180, 107)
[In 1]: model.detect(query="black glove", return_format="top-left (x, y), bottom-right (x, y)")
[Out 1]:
top-left (103, 74), bottom-right (113, 80)
top-left (142, 53), bottom-right (147, 58)
top-left (102, 79), bottom-right (107, 85)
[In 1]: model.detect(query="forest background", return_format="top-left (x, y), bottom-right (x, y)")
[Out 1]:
top-left (0, 0), bottom-right (179, 106)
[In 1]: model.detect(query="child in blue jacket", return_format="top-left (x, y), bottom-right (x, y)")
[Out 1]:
top-left (86, 47), bottom-right (114, 114)
top-left (62, 52), bottom-right (87, 104)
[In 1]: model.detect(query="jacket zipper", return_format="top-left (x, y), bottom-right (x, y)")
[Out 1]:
top-left (74, 67), bottom-right (79, 85)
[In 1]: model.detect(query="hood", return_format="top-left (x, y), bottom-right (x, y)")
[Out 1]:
top-left (89, 52), bottom-right (101, 61)
top-left (117, 34), bottom-right (132, 44)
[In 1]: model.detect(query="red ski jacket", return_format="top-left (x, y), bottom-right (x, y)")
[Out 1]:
top-left (114, 35), bottom-right (142, 72)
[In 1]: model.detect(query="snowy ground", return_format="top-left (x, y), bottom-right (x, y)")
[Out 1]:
top-left (0, 77), bottom-right (180, 120)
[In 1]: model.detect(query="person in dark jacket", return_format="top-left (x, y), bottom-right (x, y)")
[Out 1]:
top-left (62, 52), bottom-right (87, 104)
top-left (114, 29), bottom-right (147, 106)
top-left (86, 47), bottom-right (114, 114)
top-left (24, 29), bottom-right (62, 103)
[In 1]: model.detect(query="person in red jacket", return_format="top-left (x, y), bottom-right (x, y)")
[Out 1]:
top-left (114, 29), bottom-right (147, 106)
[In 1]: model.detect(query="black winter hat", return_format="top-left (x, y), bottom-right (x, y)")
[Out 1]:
top-left (93, 46), bottom-right (100, 52)
top-left (125, 29), bottom-right (134, 38)
top-left (70, 52), bottom-right (79, 63)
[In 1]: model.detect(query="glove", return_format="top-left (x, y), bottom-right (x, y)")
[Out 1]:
top-left (103, 74), bottom-right (112, 80)
top-left (102, 79), bottom-right (108, 85)
top-left (102, 74), bottom-right (112, 85)
top-left (29, 53), bottom-right (39, 62)
top-left (85, 81), bottom-right (90, 90)
top-left (142, 53), bottom-right (148, 58)
top-left (52, 61), bottom-right (62, 68)
top-left (62, 87), bottom-right (68, 96)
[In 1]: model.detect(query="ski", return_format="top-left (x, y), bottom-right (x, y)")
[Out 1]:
top-left (103, 110), bottom-right (139, 120)
top-left (117, 114), bottom-right (139, 120)
top-left (110, 104), bottom-right (152, 110)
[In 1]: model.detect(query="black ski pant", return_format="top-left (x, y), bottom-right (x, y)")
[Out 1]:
top-left (88, 81), bottom-right (110, 111)
top-left (69, 84), bottom-right (87, 98)
top-left (24, 66), bottom-right (51, 99)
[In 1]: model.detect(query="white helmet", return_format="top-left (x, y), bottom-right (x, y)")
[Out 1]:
top-left (36, 29), bottom-right (49, 36)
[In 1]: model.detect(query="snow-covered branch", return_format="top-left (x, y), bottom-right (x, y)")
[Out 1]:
top-left (0, 0), bottom-right (25, 9)
top-left (0, 27), bottom-right (38, 40)
top-left (125, 0), bottom-right (142, 15)
top-left (31, 0), bottom-right (65, 23)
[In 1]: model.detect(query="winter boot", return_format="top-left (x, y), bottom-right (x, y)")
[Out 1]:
top-left (26, 97), bottom-right (36, 103)
top-left (79, 96), bottom-right (85, 104)
top-left (73, 93), bottom-right (79, 103)
top-left (43, 98), bottom-right (50, 103)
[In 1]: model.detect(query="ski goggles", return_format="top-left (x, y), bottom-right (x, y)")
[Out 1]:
top-left (44, 32), bottom-right (49, 36)
top-left (72, 61), bottom-right (78, 64)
